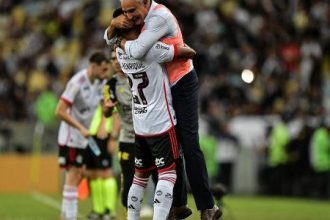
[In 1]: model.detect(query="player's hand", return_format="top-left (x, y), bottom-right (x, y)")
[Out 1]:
top-left (183, 43), bottom-right (196, 54)
top-left (104, 99), bottom-right (118, 108)
top-left (111, 14), bottom-right (133, 29)
top-left (108, 138), bottom-right (118, 154)
top-left (79, 127), bottom-right (90, 138)
top-left (120, 38), bottom-right (127, 49)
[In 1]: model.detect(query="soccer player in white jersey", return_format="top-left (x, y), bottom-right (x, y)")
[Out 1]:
top-left (108, 23), bottom-right (195, 220)
top-left (105, 1), bottom-right (222, 219)
top-left (55, 51), bottom-right (109, 220)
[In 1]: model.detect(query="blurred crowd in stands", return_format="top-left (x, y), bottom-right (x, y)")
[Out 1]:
top-left (0, 0), bottom-right (329, 198)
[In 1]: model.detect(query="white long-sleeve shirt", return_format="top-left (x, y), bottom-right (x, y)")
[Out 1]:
top-left (104, 1), bottom-right (175, 58)
top-left (104, 1), bottom-right (193, 84)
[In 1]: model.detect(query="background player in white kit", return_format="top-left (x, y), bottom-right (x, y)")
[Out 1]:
top-left (108, 24), bottom-right (195, 220)
top-left (55, 51), bottom-right (109, 220)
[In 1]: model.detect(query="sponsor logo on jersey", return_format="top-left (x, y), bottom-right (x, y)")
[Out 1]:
top-left (155, 157), bottom-right (165, 167)
top-left (131, 196), bottom-right (138, 202)
top-left (134, 106), bottom-right (147, 114)
top-left (155, 43), bottom-right (169, 50)
top-left (79, 106), bottom-right (91, 114)
top-left (121, 62), bottom-right (145, 71)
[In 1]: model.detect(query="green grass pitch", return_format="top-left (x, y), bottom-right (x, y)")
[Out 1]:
top-left (0, 193), bottom-right (329, 220)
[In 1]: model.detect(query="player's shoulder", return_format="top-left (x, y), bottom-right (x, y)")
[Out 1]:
top-left (68, 69), bottom-right (87, 85)
top-left (149, 3), bottom-right (172, 18)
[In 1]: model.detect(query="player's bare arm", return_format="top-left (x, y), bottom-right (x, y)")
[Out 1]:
top-left (107, 14), bottom-right (133, 40)
top-left (103, 99), bottom-right (118, 118)
top-left (96, 114), bottom-right (109, 140)
top-left (107, 112), bottom-right (121, 154)
top-left (55, 99), bottom-right (89, 138)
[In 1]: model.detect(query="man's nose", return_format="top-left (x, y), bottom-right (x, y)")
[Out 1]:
top-left (126, 13), bottom-right (133, 20)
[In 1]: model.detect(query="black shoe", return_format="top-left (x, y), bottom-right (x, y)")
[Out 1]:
top-left (168, 205), bottom-right (193, 220)
top-left (211, 183), bottom-right (227, 201)
top-left (200, 205), bottom-right (222, 220)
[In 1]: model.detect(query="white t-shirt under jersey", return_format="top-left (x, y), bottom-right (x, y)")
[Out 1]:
top-left (58, 69), bottom-right (104, 148)
top-left (116, 42), bottom-right (177, 136)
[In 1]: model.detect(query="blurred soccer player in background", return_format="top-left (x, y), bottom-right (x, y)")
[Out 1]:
top-left (85, 103), bottom-right (119, 220)
top-left (55, 52), bottom-right (109, 220)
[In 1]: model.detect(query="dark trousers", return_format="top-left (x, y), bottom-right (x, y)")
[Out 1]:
top-left (171, 69), bottom-right (214, 210)
top-left (172, 154), bottom-right (187, 207)
top-left (119, 142), bottom-right (135, 207)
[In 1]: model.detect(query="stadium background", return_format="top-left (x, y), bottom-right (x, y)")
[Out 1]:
top-left (0, 0), bottom-right (330, 219)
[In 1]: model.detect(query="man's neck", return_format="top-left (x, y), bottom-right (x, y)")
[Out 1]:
top-left (87, 68), bottom-right (95, 83)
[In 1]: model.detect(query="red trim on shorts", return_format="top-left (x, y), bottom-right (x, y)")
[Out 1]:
top-left (163, 82), bottom-right (175, 126)
top-left (168, 127), bottom-right (177, 158)
top-left (169, 128), bottom-right (179, 159)
top-left (60, 97), bottom-right (72, 106)
top-left (69, 148), bottom-right (76, 163)
top-left (158, 162), bottom-right (176, 173)
top-left (135, 166), bottom-right (157, 174)
top-left (135, 125), bottom-right (174, 138)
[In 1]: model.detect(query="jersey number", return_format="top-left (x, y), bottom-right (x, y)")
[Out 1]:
top-left (128, 72), bottom-right (149, 105)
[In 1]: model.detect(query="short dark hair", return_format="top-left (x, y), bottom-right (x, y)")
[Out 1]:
top-left (89, 51), bottom-right (109, 64)
top-left (113, 7), bottom-right (123, 18)
top-left (112, 8), bottom-right (131, 37)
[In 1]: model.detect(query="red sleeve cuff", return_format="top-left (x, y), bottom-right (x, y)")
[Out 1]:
top-left (60, 97), bottom-right (72, 106)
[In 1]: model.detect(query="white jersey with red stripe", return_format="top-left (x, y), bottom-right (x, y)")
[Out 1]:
top-left (116, 42), bottom-right (176, 136)
top-left (58, 69), bottom-right (105, 148)
top-left (124, 1), bottom-right (193, 84)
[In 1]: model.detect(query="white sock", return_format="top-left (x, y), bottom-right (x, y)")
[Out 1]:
top-left (153, 170), bottom-right (177, 220)
top-left (127, 176), bottom-right (149, 220)
top-left (61, 185), bottom-right (78, 220)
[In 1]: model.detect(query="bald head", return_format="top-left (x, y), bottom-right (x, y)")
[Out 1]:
top-left (120, 0), bottom-right (150, 26)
